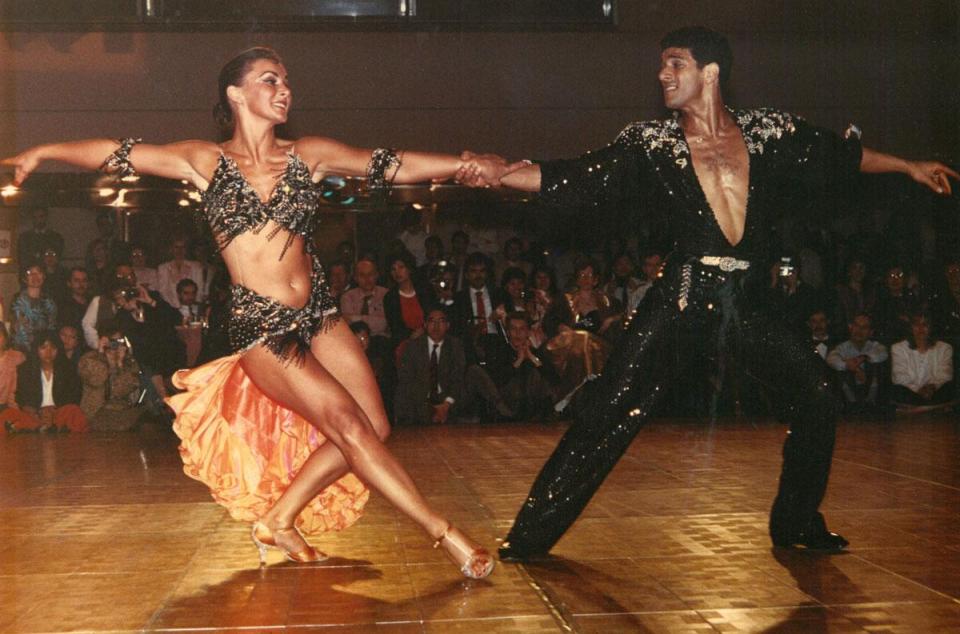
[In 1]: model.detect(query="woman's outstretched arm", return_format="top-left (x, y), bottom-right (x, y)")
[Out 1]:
top-left (2, 139), bottom-right (216, 188)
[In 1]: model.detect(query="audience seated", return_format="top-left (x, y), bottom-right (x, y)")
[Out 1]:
top-left (130, 245), bottom-right (159, 292)
top-left (449, 230), bottom-right (470, 291)
top-left (834, 258), bottom-right (876, 335)
top-left (82, 263), bottom-right (135, 350)
top-left (57, 267), bottom-right (92, 332)
top-left (464, 312), bottom-right (558, 421)
top-left (890, 313), bottom-right (955, 411)
top-left (394, 308), bottom-right (465, 425)
top-left (40, 247), bottom-right (69, 304)
top-left (494, 237), bottom-right (532, 281)
top-left (529, 265), bottom-right (561, 349)
top-left (767, 257), bottom-right (826, 335)
top-left (383, 251), bottom-right (433, 355)
top-left (92, 210), bottom-right (130, 265)
top-left (428, 262), bottom-right (457, 314)
top-left (0, 324), bottom-right (26, 427)
top-left (873, 264), bottom-right (921, 345)
top-left (348, 320), bottom-right (396, 418)
top-left (498, 267), bottom-right (530, 315)
top-left (452, 252), bottom-right (507, 366)
top-left (806, 309), bottom-right (835, 359)
top-left (78, 320), bottom-right (144, 431)
top-left (396, 207), bottom-right (429, 265)
top-left (11, 264), bottom-right (58, 352)
top-left (85, 238), bottom-right (112, 297)
top-left (418, 235), bottom-right (445, 283)
top-left (604, 252), bottom-right (645, 314)
top-left (341, 256), bottom-right (390, 339)
top-left (928, 259), bottom-right (960, 375)
top-left (826, 313), bottom-right (888, 414)
top-left (196, 273), bottom-right (233, 365)
top-left (157, 236), bottom-right (205, 308)
top-left (175, 278), bottom-right (203, 325)
top-left (59, 325), bottom-right (86, 372)
top-left (18, 207), bottom-right (64, 266)
top-left (4, 330), bottom-right (86, 433)
top-left (326, 260), bottom-right (352, 306)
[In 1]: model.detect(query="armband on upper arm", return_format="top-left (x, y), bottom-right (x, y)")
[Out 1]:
top-left (99, 138), bottom-right (142, 178)
top-left (366, 148), bottom-right (402, 190)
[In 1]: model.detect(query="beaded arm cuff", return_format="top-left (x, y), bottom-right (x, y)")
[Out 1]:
top-left (98, 138), bottom-right (142, 178)
top-left (366, 148), bottom-right (402, 190)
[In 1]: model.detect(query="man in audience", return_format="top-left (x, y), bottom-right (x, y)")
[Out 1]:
top-left (91, 210), bottom-right (130, 266)
top-left (18, 206), bottom-right (64, 266)
top-left (826, 313), bottom-right (888, 414)
top-left (495, 237), bottom-right (532, 280)
top-left (873, 264), bottom-right (920, 345)
top-left (464, 312), bottom-right (557, 421)
top-left (418, 235), bottom-right (445, 283)
top-left (40, 247), bottom-right (69, 304)
top-left (340, 256), bottom-right (390, 339)
top-left (604, 252), bottom-right (645, 314)
top-left (175, 278), bottom-right (202, 325)
top-left (81, 263), bottom-right (137, 350)
top-left (394, 307), bottom-right (465, 425)
top-left (452, 252), bottom-right (507, 365)
top-left (130, 245), bottom-right (158, 291)
top-left (157, 237), bottom-right (205, 308)
top-left (890, 313), bottom-right (955, 411)
top-left (57, 267), bottom-right (91, 332)
top-left (449, 230), bottom-right (470, 291)
top-left (768, 257), bottom-right (826, 335)
top-left (326, 260), bottom-right (352, 307)
top-left (806, 309), bottom-right (834, 359)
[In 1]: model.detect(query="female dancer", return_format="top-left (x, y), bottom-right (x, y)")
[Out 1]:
top-left (3, 47), bottom-right (504, 578)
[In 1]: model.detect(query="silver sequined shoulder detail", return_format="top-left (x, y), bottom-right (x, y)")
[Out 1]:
top-left (734, 108), bottom-right (799, 155)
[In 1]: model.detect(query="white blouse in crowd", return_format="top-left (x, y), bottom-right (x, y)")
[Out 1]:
top-left (40, 369), bottom-right (55, 407)
top-left (890, 339), bottom-right (953, 393)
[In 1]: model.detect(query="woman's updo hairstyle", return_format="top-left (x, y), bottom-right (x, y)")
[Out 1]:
top-left (213, 47), bottom-right (283, 129)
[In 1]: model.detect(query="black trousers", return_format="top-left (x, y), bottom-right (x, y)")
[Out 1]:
top-left (502, 262), bottom-right (840, 555)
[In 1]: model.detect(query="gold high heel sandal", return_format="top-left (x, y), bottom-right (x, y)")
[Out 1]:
top-left (433, 524), bottom-right (495, 579)
top-left (250, 521), bottom-right (328, 566)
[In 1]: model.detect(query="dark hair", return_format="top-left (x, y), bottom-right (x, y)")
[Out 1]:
top-left (386, 251), bottom-right (417, 277)
top-left (906, 312), bottom-right (936, 349)
top-left (31, 329), bottom-right (63, 358)
top-left (68, 266), bottom-right (88, 277)
top-left (660, 26), bottom-right (733, 85)
top-left (500, 266), bottom-right (527, 289)
top-left (214, 47), bottom-right (283, 129)
top-left (176, 277), bottom-right (199, 294)
top-left (465, 252), bottom-right (488, 270)
top-left (96, 318), bottom-right (122, 340)
top-left (349, 320), bottom-right (371, 336)
top-left (531, 265), bottom-right (559, 294)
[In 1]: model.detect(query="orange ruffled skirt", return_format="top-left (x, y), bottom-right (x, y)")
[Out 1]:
top-left (168, 355), bottom-right (369, 535)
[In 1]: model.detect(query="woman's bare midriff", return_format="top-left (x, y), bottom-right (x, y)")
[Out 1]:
top-left (221, 224), bottom-right (314, 309)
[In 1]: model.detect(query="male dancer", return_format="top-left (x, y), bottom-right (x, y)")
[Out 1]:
top-left (460, 26), bottom-right (957, 559)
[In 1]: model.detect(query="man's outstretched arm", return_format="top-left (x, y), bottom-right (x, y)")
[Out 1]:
top-left (860, 147), bottom-right (958, 195)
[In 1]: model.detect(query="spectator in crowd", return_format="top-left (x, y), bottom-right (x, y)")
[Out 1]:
top-left (394, 307), bottom-right (466, 425)
top-left (85, 238), bottom-right (112, 296)
top-left (498, 267), bottom-right (530, 315)
top-left (428, 262), bottom-right (457, 314)
top-left (335, 240), bottom-right (356, 273)
top-left (18, 206), bottom-right (64, 267)
top-left (111, 274), bottom-right (184, 402)
top-left (397, 207), bottom-right (429, 266)
top-left (452, 252), bottom-right (507, 365)
top-left (81, 263), bottom-right (137, 350)
top-left (175, 278), bottom-right (203, 325)
top-left (157, 236), bottom-right (205, 308)
top-left (196, 271), bottom-right (232, 365)
top-left (78, 320), bottom-right (144, 431)
top-left (91, 210), bottom-right (129, 265)
top-left (10, 264), bottom-right (58, 352)
top-left (928, 259), bottom-right (960, 370)
top-left (495, 237), bottom-right (532, 280)
top-left (341, 256), bottom-right (390, 339)
top-left (384, 251), bottom-right (433, 355)
top-left (59, 324), bottom-right (86, 372)
top-left (890, 313), bottom-right (955, 410)
top-left (6, 330), bottom-right (86, 433)
top-left (349, 320), bottom-right (396, 418)
top-left (874, 264), bottom-right (921, 345)
top-left (40, 247), bottom-right (68, 304)
top-left (834, 259), bottom-right (876, 335)
top-left (0, 324), bottom-right (26, 430)
top-left (639, 251), bottom-right (664, 286)
top-left (464, 312), bottom-right (557, 421)
top-left (57, 267), bottom-right (91, 332)
top-left (326, 260), bottom-right (352, 306)
top-left (418, 235), bottom-right (445, 283)
top-left (604, 252), bottom-right (645, 315)
top-left (826, 313), bottom-right (888, 414)
top-left (529, 265), bottom-right (561, 349)
top-left (130, 245), bottom-right (158, 291)
top-left (806, 309), bottom-right (835, 360)
top-left (449, 230), bottom-right (470, 291)
top-left (767, 257), bottom-right (825, 335)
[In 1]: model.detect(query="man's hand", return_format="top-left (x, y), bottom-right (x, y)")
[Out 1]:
top-left (844, 356), bottom-right (864, 372)
top-left (456, 151), bottom-right (529, 188)
top-left (919, 384), bottom-right (937, 400)
top-left (905, 160), bottom-right (959, 195)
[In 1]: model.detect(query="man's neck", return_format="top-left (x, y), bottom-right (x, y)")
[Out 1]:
top-left (677, 94), bottom-right (731, 139)
top-left (428, 336), bottom-right (444, 347)
top-left (71, 292), bottom-right (87, 304)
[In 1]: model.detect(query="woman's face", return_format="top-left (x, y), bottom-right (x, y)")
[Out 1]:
top-left (234, 59), bottom-right (292, 125)
top-left (38, 341), bottom-right (58, 365)
top-left (576, 266), bottom-right (597, 291)
top-left (534, 271), bottom-right (552, 291)
top-left (390, 260), bottom-right (410, 284)
top-left (506, 277), bottom-right (525, 300)
top-left (911, 317), bottom-right (930, 343)
top-left (24, 266), bottom-right (45, 289)
top-left (130, 248), bottom-right (146, 268)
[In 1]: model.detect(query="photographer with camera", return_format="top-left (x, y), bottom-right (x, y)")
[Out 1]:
top-left (78, 319), bottom-right (144, 431)
top-left (82, 263), bottom-right (138, 350)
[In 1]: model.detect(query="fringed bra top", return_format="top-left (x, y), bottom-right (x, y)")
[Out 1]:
top-left (202, 151), bottom-right (318, 260)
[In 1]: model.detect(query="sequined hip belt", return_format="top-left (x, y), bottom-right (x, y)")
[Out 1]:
top-left (699, 256), bottom-right (751, 271)
top-left (678, 256), bottom-right (752, 311)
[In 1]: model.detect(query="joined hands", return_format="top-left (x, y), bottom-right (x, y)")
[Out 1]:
top-left (456, 151), bottom-right (529, 188)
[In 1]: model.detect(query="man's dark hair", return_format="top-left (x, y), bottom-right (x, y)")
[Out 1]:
top-left (176, 278), bottom-right (199, 294)
top-left (465, 252), bottom-right (488, 270)
top-left (69, 266), bottom-right (88, 277)
top-left (660, 26), bottom-right (733, 85)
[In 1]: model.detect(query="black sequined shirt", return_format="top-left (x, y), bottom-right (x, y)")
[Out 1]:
top-left (202, 151), bottom-right (318, 260)
top-left (539, 108), bottom-right (863, 266)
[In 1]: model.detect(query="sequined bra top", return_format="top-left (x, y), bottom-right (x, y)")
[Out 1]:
top-left (202, 151), bottom-right (318, 259)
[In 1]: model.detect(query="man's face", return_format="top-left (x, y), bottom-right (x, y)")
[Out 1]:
top-left (425, 310), bottom-right (449, 342)
top-left (178, 284), bottom-right (198, 306)
top-left (131, 248), bottom-right (147, 268)
top-left (355, 260), bottom-right (378, 292)
top-left (32, 208), bottom-right (48, 229)
top-left (68, 271), bottom-right (89, 296)
top-left (59, 327), bottom-right (79, 352)
top-left (641, 255), bottom-right (662, 281)
top-left (613, 255), bottom-right (634, 278)
top-left (115, 265), bottom-right (137, 287)
top-left (885, 267), bottom-right (904, 293)
top-left (466, 263), bottom-right (487, 290)
top-left (658, 47), bottom-right (706, 110)
top-left (42, 249), bottom-right (58, 269)
top-left (507, 317), bottom-right (530, 351)
top-left (171, 240), bottom-right (188, 261)
top-left (328, 264), bottom-right (348, 291)
top-left (434, 270), bottom-right (455, 299)
top-left (807, 312), bottom-right (828, 338)
top-left (849, 316), bottom-right (872, 345)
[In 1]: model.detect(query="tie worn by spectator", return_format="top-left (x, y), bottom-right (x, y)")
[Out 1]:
top-left (78, 320), bottom-right (144, 431)
top-left (341, 256), bottom-right (390, 339)
top-left (452, 252), bottom-right (507, 366)
top-left (826, 313), bottom-right (888, 415)
top-left (394, 308), bottom-right (466, 425)
top-left (4, 330), bottom-right (86, 433)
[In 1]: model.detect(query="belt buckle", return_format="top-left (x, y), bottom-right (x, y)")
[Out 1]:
top-left (718, 256), bottom-right (738, 272)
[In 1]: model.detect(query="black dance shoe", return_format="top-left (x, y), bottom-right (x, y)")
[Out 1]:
top-left (498, 540), bottom-right (547, 562)
top-left (772, 513), bottom-right (849, 551)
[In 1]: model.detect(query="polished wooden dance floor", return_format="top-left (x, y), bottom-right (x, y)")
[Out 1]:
top-left (2, 414), bottom-right (959, 633)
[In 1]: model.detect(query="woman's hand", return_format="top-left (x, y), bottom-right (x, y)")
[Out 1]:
top-left (905, 160), bottom-right (958, 195)
top-left (1, 146), bottom-right (45, 185)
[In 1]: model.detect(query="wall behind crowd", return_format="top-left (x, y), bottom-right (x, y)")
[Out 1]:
top-left (0, 1), bottom-right (957, 300)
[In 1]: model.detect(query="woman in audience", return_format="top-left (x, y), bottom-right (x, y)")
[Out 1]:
top-left (3, 46), bottom-right (496, 577)
top-left (498, 267), bottom-right (530, 315)
top-left (890, 313), bottom-right (955, 409)
top-left (0, 324), bottom-right (27, 433)
top-left (130, 245), bottom-right (159, 292)
top-left (7, 330), bottom-right (86, 432)
top-left (529, 265), bottom-right (560, 348)
top-left (383, 250), bottom-right (433, 358)
top-left (10, 264), bottom-right (58, 352)
top-left (78, 320), bottom-right (143, 431)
